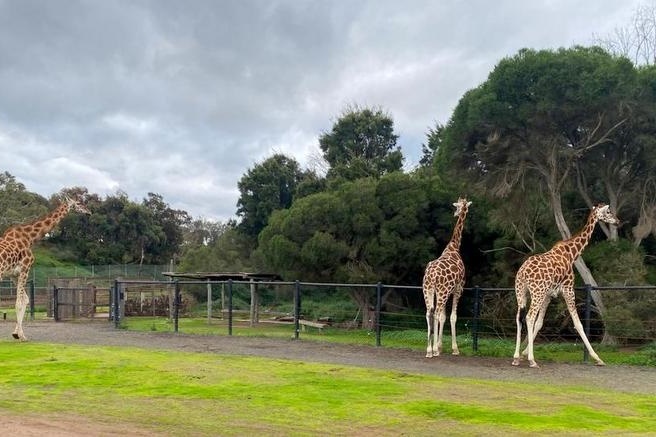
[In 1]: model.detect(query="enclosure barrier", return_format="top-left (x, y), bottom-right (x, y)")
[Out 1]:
top-left (104, 279), bottom-right (656, 363)
top-left (4, 278), bottom-right (653, 362)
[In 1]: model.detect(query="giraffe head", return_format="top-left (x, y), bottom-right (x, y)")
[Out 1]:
top-left (593, 204), bottom-right (619, 225)
top-left (452, 197), bottom-right (472, 217)
top-left (64, 196), bottom-right (92, 215)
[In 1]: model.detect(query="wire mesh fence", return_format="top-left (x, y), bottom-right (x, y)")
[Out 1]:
top-left (2, 274), bottom-right (655, 350)
top-left (109, 280), bottom-right (656, 348)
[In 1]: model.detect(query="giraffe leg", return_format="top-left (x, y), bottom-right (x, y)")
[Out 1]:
top-left (522, 297), bottom-right (550, 357)
top-left (449, 290), bottom-right (461, 355)
top-left (562, 289), bottom-right (605, 366)
top-left (521, 291), bottom-right (544, 368)
top-left (425, 307), bottom-right (435, 358)
top-left (525, 309), bottom-right (539, 368)
top-left (512, 305), bottom-right (524, 366)
top-left (512, 282), bottom-right (529, 366)
top-left (435, 305), bottom-right (447, 357)
top-left (13, 278), bottom-right (30, 341)
top-left (12, 259), bottom-right (33, 341)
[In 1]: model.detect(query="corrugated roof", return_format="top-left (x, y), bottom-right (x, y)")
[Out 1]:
top-left (162, 272), bottom-right (282, 281)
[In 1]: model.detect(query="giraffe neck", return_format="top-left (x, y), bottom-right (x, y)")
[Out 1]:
top-left (555, 209), bottom-right (598, 263)
top-left (4, 202), bottom-right (71, 244)
top-left (446, 209), bottom-right (467, 252)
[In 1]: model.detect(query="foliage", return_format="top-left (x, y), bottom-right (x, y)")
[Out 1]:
top-left (319, 106), bottom-right (403, 181)
top-left (437, 46), bottom-right (639, 232)
top-left (124, 294), bottom-right (194, 316)
top-left (49, 190), bottom-right (187, 265)
top-left (179, 222), bottom-right (253, 273)
top-left (585, 239), bottom-right (648, 284)
top-left (433, 46), bottom-right (656, 336)
top-left (255, 173), bottom-right (456, 286)
top-left (236, 154), bottom-right (309, 239)
top-left (0, 172), bottom-right (49, 233)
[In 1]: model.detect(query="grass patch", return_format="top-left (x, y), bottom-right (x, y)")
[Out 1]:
top-left (0, 341), bottom-right (654, 436)
top-left (120, 317), bottom-right (656, 366)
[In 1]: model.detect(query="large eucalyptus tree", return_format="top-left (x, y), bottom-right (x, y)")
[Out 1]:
top-left (436, 46), bottom-right (645, 327)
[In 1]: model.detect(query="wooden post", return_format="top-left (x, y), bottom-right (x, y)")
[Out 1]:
top-left (207, 279), bottom-right (212, 324)
top-left (221, 282), bottom-right (225, 320)
top-left (249, 279), bottom-right (259, 326)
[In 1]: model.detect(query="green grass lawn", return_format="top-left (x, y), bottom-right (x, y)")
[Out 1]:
top-left (0, 341), bottom-right (654, 436)
top-left (121, 316), bottom-right (656, 367)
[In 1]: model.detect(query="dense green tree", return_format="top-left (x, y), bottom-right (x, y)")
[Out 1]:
top-left (420, 123), bottom-right (445, 167)
top-left (181, 218), bottom-right (226, 249)
top-left (236, 154), bottom-right (306, 239)
top-left (179, 221), bottom-right (252, 273)
top-left (0, 172), bottom-right (48, 232)
top-left (254, 173), bottom-right (464, 327)
top-left (436, 47), bottom-right (645, 328)
top-left (142, 193), bottom-right (190, 264)
top-left (319, 106), bottom-right (403, 181)
top-left (49, 187), bottom-right (100, 260)
top-left (52, 191), bottom-right (186, 265)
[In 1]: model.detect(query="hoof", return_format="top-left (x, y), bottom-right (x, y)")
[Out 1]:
top-left (529, 361), bottom-right (540, 368)
top-left (511, 358), bottom-right (520, 366)
top-left (12, 333), bottom-right (19, 339)
top-left (425, 353), bottom-right (433, 358)
top-left (451, 350), bottom-right (460, 356)
top-left (595, 360), bottom-right (606, 366)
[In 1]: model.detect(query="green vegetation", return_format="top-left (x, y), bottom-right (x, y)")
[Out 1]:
top-left (121, 317), bottom-right (656, 366)
top-left (0, 341), bottom-right (654, 436)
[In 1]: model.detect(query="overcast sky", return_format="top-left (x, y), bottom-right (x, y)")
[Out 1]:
top-left (0, 0), bottom-right (643, 221)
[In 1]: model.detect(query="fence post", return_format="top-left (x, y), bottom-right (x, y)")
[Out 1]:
top-left (583, 284), bottom-right (592, 363)
top-left (293, 280), bottom-right (301, 340)
top-left (207, 279), bottom-right (212, 324)
top-left (228, 280), bottom-right (233, 336)
top-left (53, 286), bottom-right (59, 322)
top-left (173, 280), bottom-right (180, 333)
top-left (29, 280), bottom-right (35, 321)
top-left (113, 280), bottom-right (120, 328)
top-left (472, 286), bottom-right (481, 353)
top-left (375, 282), bottom-right (382, 347)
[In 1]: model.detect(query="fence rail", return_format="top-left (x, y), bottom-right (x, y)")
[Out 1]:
top-left (108, 279), bottom-right (656, 354)
top-left (3, 278), bottom-right (654, 361)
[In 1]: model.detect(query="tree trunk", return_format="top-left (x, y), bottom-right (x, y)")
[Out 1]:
top-left (349, 288), bottom-right (374, 330)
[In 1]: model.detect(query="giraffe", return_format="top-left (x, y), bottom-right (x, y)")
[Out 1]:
top-left (512, 204), bottom-right (619, 368)
top-left (423, 197), bottom-right (471, 358)
top-left (0, 195), bottom-right (90, 341)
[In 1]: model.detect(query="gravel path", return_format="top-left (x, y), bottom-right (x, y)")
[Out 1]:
top-left (10, 320), bottom-right (656, 395)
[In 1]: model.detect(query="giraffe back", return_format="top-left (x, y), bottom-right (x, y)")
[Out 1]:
top-left (0, 239), bottom-right (33, 278)
top-left (423, 249), bottom-right (465, 289)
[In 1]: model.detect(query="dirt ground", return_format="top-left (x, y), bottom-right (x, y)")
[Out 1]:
top-left (2, 320), bottom-right (656, 436)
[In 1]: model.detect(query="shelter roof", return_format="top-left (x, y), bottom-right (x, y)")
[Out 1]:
top-left (162, 272), bottom-right (282, 282)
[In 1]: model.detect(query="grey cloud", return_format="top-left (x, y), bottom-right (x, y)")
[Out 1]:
top-left (0, 0), bottom-right (643, 221)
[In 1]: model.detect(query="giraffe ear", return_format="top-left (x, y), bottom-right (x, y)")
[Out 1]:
top-left (452, 202), bottom-right (459, 207)
top-left (466, 201), bottom-right (472, 207)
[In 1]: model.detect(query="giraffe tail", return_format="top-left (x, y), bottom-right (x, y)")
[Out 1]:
top-left (515, 275), bottom-right (528, 312)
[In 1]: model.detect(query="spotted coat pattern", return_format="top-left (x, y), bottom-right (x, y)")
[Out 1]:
top-left (423, 197), bottom-right (471, 358)
top-left (0, 197), bottom-right (90, 340)
top-left (512, 204), bottom-right (619, 368)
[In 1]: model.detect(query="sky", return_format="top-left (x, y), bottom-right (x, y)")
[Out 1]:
top-left (0, 0), bottom-right (644, 222)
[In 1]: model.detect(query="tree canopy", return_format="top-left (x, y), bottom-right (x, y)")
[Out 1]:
top-left (236, 154), bottom-right (308, 239)
top-left (319, 106), bottom-right (404, 181)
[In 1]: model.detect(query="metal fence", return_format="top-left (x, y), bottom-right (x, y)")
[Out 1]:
top-left (109, 279), bottom-right (656, 348)
top-left (0, 264), bottom-right (168, 319)
top-left (3, 277), bottom-right (654, 355)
